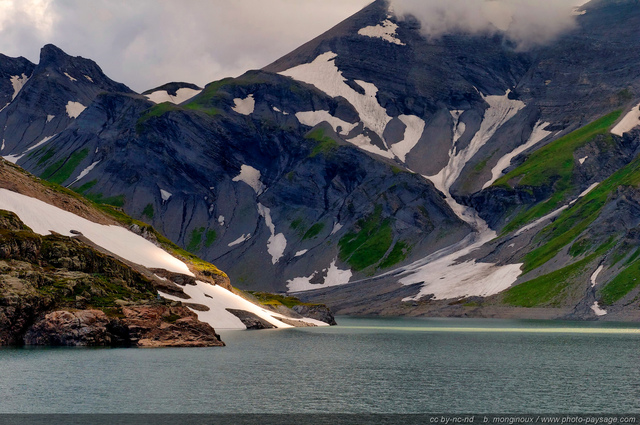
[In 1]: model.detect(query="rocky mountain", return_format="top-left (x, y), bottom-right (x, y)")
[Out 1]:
top-left (2, 0), bottom-right (640, 321)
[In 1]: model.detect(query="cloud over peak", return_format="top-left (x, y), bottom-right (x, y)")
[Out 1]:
top-left (390, 0), bottom-right (590, 49)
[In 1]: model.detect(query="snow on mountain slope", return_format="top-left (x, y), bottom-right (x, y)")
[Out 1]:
top-left (159, 281), bottom-right (328, 330)
top-left (611, 103), bottom-right (640, 136)
top-left (279, 51), bottom-right (392, 143)
top-left (0, 188), bottom-right (193, 276)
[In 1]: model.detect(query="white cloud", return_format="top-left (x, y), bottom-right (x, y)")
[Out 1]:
top-left (0, 0), bottom-right (371, 92)
top-left (390, 0), bottom-right (584, 49)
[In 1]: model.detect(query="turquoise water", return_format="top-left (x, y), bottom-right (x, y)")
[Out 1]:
top-left (0, 316), bottom-right (638, 413)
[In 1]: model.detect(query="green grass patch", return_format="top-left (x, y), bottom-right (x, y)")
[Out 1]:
top-left (142, 203), bottom-right (154, 219)
top-left (503, 256), bottom-right (594, 307)
top-left (600, 257), bottom-right (640, 304)
top-left (42, 148), bottom-right (89, 185)
top-left (302, 223), bottom-right (324, 240)
top-left (137, 102), bottom-right (182, 129)
top-left (187, 227), bottom-right (205, 252)
top-left (74, 179), bottom-right (98, 194)
top-left (569, 238), bottom-right (592, 257)
top-left (379, 241), bottom-right (410, 269)
top-left (205, 229), bottom-right (217, 248)
top-left (307, 128), bottom-right (339, 157)
top-left (84, 193), bottom-right (125, 207)
top-left (246, 291), bottom-right (320, 309)
top-left (339, 205), bottom-right (394, 271)
top-left (497, 111), bottom-right (622, 234)
top-left (521, 153), bottom-right (640, 273)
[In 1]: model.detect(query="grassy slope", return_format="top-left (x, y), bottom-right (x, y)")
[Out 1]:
top-left (495, 110), bottom-right (621, 235)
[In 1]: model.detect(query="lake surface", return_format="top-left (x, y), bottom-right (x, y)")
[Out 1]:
top-left (0, 316), bottom-right (639, 413)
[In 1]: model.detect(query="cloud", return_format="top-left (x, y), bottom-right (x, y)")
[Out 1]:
top-left (0, 0), bottom-right (371, 92)
top-left (389, 0), bottom-right (589, 49)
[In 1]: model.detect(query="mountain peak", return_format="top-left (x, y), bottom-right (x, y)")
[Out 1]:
top-left (38, 44), bottom-right (71, 67)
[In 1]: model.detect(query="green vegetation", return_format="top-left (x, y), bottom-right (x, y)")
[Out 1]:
top-left (307, 128), bottom-right (339, 157)
top-left (503, 256), bottom-right (594, 307)
top-left (183, 77), bottom-right (240, 116)
top-left (302, 223), bottom-right (324, 240)
top-left (137, 102), bottom-right (182, 130)
top-left (246, 291), bottom-right (320, 309)
top-left (41, 148), bottom-right (89, 185)
top-left (522, 153), bottom-right (640, 273)
top-left (338, 205), bottom-right (394, 271)
top-left (497, 111), bottom-right (622, 234)
top-left (33, 146), bottom-right (56, 165)
top-left (569, 238), bottom-right (592, 257)
top-left (187, 227), bottom-right (205, 252)
top-left (142, 203), bottom-right (154, 219)
top-left (379, 241), bottom-right (410, 269)
top-left (205, 229), bottom-right (217, 248)
top-left (600, 257), bottom-right (640, 305)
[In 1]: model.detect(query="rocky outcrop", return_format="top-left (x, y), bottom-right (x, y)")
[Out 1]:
top-left (292, 304), bottom-right (337, 326)
top-left (23, 306), bottom-right (224, 347)
top-left (225, 309), bottom-right (276, 330)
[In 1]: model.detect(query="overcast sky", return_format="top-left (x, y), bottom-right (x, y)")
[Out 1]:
top-left (0, 0), bottom-right (372, 92)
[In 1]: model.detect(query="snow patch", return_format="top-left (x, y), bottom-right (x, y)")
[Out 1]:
top-left (2, 154), bottom-right (23, 164)
top-left (0, 139), bottom-right (4, 151)
top-left (0, 189), bottom-right (193, 276)
top-left (65, 101), bottom-right (86, 119)
top-left (483, 121), bottom-right (552, 189)
top-left (611, 103), bottom-right (640, 136)
top-left (64, 72), bottom-right (77, 82)
top-left (84, 75), bottom-right (93, 83)
top-left (160, 189), bottom-right (172, 202)
top-left (257, 203), bottom-right (286, 265)
top-left (358, 19), bottom-right (405, 46)
top-left (579, 156), bottom-right (588, 165)
top-left (10, 74), bottom-right (29, 101)
top-left (145, 88), bottom-right (202, 105)
top-left (348, 133), bottom-right (394, 159)
top-left (228, 234), bottom-right (251, 247)
top-left (218, 215), bottom-right (225, 226)
top-left (273, 106), bottom-right (289, 115)
top-left (25, 135), bottom-right (56, 153)
top-left (280, 52), bottom-right (391, 140)
top-left (46, 115), bottom-right (55, 123)
top-left (450, 110), bottom-right (466, 144)
top-left (232, 164), bottom-right (265, 194)
top-left (389, 115), bottom-right (425, 162)
top-left (294, 250), bottom-right (308, 257)
top-left (591, 301), bottom-right (607, 316)
top-left (159, 282), bottom-right (292, 329)
top-left (331, 222), bottom-right (343, 235)
top-left (232, 94), bottom-right (255, 116)
top-left (287, 258), bottom-right (353, 292)
top-left (295, 110), bottom-right (358, 135)
top-left (591, 265), bottom-right (604, 287)
top-left (68, 161), bottom-right (100, 187)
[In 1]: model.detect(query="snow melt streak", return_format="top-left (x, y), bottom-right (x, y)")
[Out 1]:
top-left (0, 189), bottom-right (193, 276)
